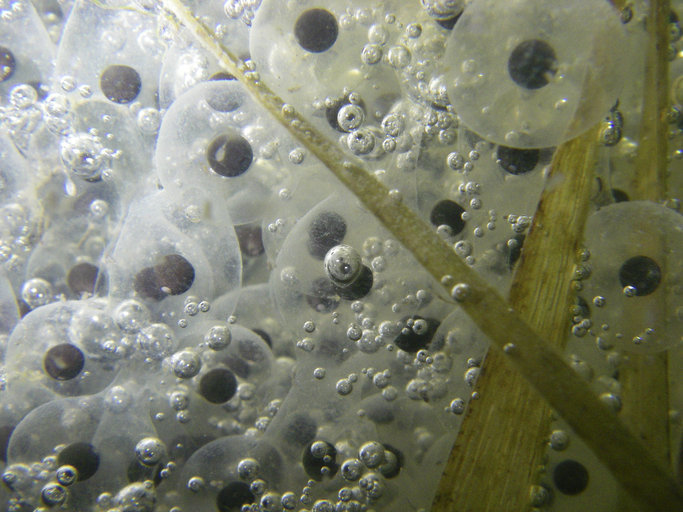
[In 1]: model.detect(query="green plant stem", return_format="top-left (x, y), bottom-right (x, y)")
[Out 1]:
top-left (160, 1), bottom-right (683, 510)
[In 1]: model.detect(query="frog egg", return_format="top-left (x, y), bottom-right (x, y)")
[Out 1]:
top-left (155, 80), bottom-right (300, 225)
top-left (55, 0), bottom-right (162, 108)
top-left (0, 0), bottom-right (55, 103)
top-left (260, 167), bottom-right (342, 263)
top-left (212, 284), bottom-right (294, 358)
top-left (251, 0), bottom-right (365, 97)
top-left (538, 419), bottom-right (618, 512)
top-left (61, 99), bottom-right (153, 201)
top-left (25, 219), bottom-right (109, 302)
top-left (250, 0), bottom-right (404, 156)
top-left (324, 244), bottom-right (363, 286)
top-left (443, 0), bottom-right (629, 148)
top-left (178, 436), bottom-right (284, 510)
top-left (104, 188), bottom-right (241, 317)
top-left (4, 301), bottom-right (122, 398)
top-left (6, 396), bottom-right (104, 496)
top-left (581, 201), bottom-right (682, 354)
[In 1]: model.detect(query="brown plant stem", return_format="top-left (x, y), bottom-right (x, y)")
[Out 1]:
top-left (433, 126), bottom-right (600, 511)
top-left (618, 0), bottom-right (673, 509)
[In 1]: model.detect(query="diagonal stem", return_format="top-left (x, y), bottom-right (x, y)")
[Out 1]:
top-left (160, 1), bottom-right (683, 510)
top-left (433, 125), bottom-right (600, 511)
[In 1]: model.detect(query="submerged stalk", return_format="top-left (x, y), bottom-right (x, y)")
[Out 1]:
top-left (160, 1), bottom-right (683, 510)
top-left (433, 125), bottom-right (600, 511)
top-left (618, 1), bottom-right (673, 509)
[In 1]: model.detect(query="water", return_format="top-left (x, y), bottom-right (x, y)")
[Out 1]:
top-left (0, 1), bottom-right (680, 511)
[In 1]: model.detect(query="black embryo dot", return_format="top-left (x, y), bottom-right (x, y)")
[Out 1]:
top-left (430, 200), bottom-right (466, 235)
top-left (393, 316), bottom-right (440, 353)
top-left (334, 266), bottom-right (373, 301)
top-left (156, 254), bottom-right (195, 295)
top-left (207, 135), bottom-right (253, 177)
top-left (58, 442), bottom-right (100, 481)
top-left (0, 46), bottom-right (16, 82)
top-left (99, 65), bottom-right (142, 104)
top-left (307, 211), bottom-right (347, 259)
top-left (199, 368), bottom-right (238, 404)
top-left (302, 441), bottom-right (339, 481)
top-left (216, 481), bottom-right (255, 512)
top-left (553, 459), bottom-right (589, 495)
top-left (619, 255), bottom-right (661, 296)
top-left (508, 39), bottom-right (558, 90)
top-left (44, 344), bottom-right (85, 381)
top-left (67, 262), bottom-right (100, 295)
top-left (294, 8), bottom-right (338, 53)
top-left (496, 145), bottom-right (539, 175)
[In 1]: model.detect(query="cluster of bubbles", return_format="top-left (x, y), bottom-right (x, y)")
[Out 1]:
top-left (0, 0), bottom-right (680, 511)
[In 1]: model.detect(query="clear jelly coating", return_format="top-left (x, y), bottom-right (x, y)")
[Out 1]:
top-left (0, 1), bottom-right (681, 512)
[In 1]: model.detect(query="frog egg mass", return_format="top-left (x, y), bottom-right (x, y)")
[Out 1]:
top-left (0, 1), bottom-right (681, 512)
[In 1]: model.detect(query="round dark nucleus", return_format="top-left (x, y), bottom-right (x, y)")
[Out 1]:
top-left (436, 13), bottom-right (462, 30)
top-left (66, 262), bottom-right (100, 295)
top-left (430, 199), bottom-right (466, 235)
top-left (380, 443), bottom-right (404, 479)
top-left (28, 81), bottom-right (49, 100)
top-left (574, 295), bottom-right (590, 319)
top-left (0, 46), bottom-right (16, 82)
top-left (251, 328), bottom-right (272, 348)
top-left (155, 254), bottom-right (195, 296)
top-left (206, 89), bottom-right (241, 113)
top-left (393, 316), bottom-right (441, 353)
top-left (317, 337), bottom-right (354, 364)
top-left (302, 441), bottom-right (339, 481)
top-left (508, 39), bottom-right (558, 90)
top-left (57, 442), bottom-right (99, 481)
top-left (235, 225), bottom-right (265, 257)
top-left (199, 368), bottom-right (238, 404)
top-left (504, 234), bottom-right (525, 269)
top-left (209, 71), bottom-right (236, 81)
top-left (334, 265), bottom-right (373, 300)
top-left (216, 481), bottom-right (255, 512)
top-left (0, 425), bottom-right (14, 463)
top-left (294, 8), bottom-right (339, 53)
top-left (283, 414), bottom-right (318, 447)
top-left (207, 134), bottom-right (253, 177)
top-left (553, 459), bottom-right (589, 495)
top-left (17, 299), bottom-right (30, 318)
top-left (99, 65), bottom-right (142, 104)
top-left (43, 344), bottom-right (85, 381)
top-left (325, 95), bottom-right (366, 132)
top-left (365, 401), bottom-right (394, 425)
top-left (307, 211), bottom-right (347, 259)
top-left (306, 277), bottom-right (341, 313)
top-left (133, 266), bottom-right (167, 301)
top-left (221, 354), bottom-right (250, 379)
top-left (618, 255), bottom-right (661, 296)
top-left (611, 188), bottom-right (629, 203)
top-left (127, 460), bottom-right (163, 487)
top-left (496, 145), bottom-right (540, 175)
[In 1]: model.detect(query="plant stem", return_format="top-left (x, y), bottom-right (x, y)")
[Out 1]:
top-left (160, 1), bottom-right (683, 510)
top-left (433, 125), bottom-right (600, 511)
top-left (618, 1), bottom-right (673, 509)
